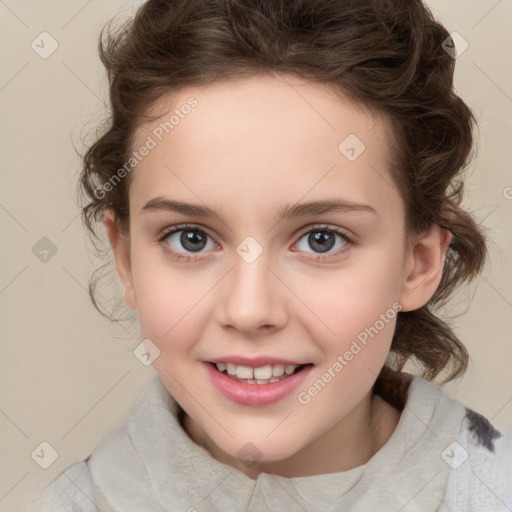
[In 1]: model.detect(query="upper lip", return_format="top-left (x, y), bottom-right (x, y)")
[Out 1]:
top-left (206, 356), bottom-right (311, 367)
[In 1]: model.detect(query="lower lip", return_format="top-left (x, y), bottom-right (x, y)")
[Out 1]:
top-left (204, 362), bottom-right (313, 406)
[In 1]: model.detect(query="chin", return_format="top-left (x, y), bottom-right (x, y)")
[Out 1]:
top-left (213, 428), bottom-right (307, 466)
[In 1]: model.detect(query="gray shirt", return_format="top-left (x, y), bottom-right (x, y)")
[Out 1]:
top-left (27, 373), bottom-right (512, 511)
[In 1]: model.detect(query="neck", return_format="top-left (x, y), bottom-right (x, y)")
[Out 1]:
top-left (182, 389), bottom-right (401, 479)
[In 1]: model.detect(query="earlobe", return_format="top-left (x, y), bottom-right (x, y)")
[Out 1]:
top-left (104, 209), bottom-right (137, 310)
top-left (399, 224), bottom-right (452, 312)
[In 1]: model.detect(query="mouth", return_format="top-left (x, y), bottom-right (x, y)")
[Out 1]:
top-left (204, 361), bottom-right (314, 406)
top-left (207, 361), bottom-right (313, 384)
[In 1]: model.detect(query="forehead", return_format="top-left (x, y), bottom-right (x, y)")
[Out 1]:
top-left (129, 73), bottom-right (401, 219)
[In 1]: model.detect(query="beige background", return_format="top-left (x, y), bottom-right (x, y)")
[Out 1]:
top-left (1, 0), bottom-right (511, 508)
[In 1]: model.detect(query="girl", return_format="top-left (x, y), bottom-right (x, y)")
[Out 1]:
top-left (32, 0), bottom-right (512, 510)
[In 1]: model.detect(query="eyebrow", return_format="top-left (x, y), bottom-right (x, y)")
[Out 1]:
top-left (141, 196), bottom-right (379, 223)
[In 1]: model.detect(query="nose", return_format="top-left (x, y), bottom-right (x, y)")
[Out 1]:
top-left (216, 252), bottom-right (289, 337)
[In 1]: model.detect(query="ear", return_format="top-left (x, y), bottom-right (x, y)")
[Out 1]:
top-left (104, 209), bottom-right (137, 309)
top-left (399, 224), bottom-right (452, 312)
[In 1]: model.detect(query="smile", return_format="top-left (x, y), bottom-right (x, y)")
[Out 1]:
top-left (214, 362), bottom-right (306, 384)
top-left (204, 362), bottom-right (313, 406)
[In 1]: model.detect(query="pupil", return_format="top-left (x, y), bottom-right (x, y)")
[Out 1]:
top-left (179, 230), bottom-right (335, 254)
top-left (309, 231), bottom-right (334, 253)
top-left (181, 230), bottom-right (206, 252)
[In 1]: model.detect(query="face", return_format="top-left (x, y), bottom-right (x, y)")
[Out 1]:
top-left (107, 73), bottom-right (449, 477)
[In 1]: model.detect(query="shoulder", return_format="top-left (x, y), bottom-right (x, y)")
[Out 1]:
top-left (25, 460), bottom-right (96, 512)
top-left (444, 405), bottom-right (512, 510)
top-left (23, 377), bottom-right (164, 512)
top-left (402, 374), bottom-right (512, 510)
top-left (24, 414), bottom-right (150, 511)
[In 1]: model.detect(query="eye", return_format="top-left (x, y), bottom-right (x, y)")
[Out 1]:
top-left (157, 223), bottom-right (353, 263)
top-left (294, 225), bottom-right (352, 260)
top-left (158, 224), bottom-right (217, 261)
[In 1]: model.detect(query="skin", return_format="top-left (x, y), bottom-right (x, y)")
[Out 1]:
top-left (105, 73), bottom-right (452, 479)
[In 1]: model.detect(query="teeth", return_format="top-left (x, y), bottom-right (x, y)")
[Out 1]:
top-left (254, 365), bottom-right (272, 380)
top-left (235, 365), bottom-right (253, 379)
top-left (271, 364), bottom-right (285, 377)
top-left (240, 377), bottom-right (285, 385)
top-left (215, 362), bottom-right (301, 380)
top-left (285, 365), bottom-right (297, 375)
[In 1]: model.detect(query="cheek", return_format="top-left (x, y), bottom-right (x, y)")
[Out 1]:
top-left (130, 252), bottom-right (208, 350)
top-left (317, 295), bottom-right (397, 379)
top-left (295, 294), bottom-right (399, 419)
top-left (297, 259), bottom-right (401, 343)
top-left (289, 255), bottom-right (402, 392)
top-left (131, 261), bottom-right (212, 398)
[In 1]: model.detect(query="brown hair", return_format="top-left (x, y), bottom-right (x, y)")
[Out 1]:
top-left (79, 0), bottom-right (487, 385)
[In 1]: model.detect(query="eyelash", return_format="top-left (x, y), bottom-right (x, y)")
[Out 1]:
top-left (157, 224), bottom-right (354, 263)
